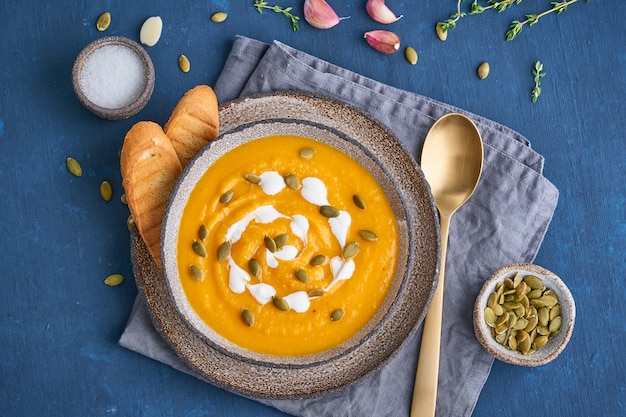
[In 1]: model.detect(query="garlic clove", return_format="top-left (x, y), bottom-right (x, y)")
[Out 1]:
top-left (364, 30), bottom-right (400, 54)
top-left (366, 0), bottom-right (403, 24)
top-left (304, 0), bottom-right (349, 29)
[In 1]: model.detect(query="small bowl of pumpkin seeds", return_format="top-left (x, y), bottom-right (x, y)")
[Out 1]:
top-left (473, 263), bottom-right (575, 367)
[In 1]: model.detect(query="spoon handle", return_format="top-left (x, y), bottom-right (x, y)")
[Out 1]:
top-left (410, 213), bottom-right (451, 417)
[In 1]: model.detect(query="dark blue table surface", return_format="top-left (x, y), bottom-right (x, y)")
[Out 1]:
top-left (1, 1), bottom-right (624, 416)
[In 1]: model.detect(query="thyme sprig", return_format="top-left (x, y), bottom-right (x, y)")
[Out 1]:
top-left (438, 0), bottom-right (589, 41)
top-left (531, 61), bottom-right (546, 103)
top-left (253, 0), bottom-right (300, 31)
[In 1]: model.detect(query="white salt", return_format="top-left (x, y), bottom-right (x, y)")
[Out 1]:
top-left (80, 44), bottom-right (145, 109)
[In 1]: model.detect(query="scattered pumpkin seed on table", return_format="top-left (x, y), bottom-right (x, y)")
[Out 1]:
top-left (211, 11), bottom-right (228, 23)
top-left (99, 180), bottom-right (112, 201)
top-left (178, 54), bottom-right (190, 73)
top-left (66, 157), bottom-right (82, 177)
top-left (436, 22), bottom-right (448, 41)
top-left (477, 62), bottom-right (490, 80)
top-left (96, 12), bottom-right (111, 32)
top-left (104, 273), bottom-right (124, 286)
top-left (405, 46), bottom-right (418, 65)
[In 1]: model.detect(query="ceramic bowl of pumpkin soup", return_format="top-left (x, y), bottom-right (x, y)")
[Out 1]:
top-left (153, 92), bottom-right (438, 399)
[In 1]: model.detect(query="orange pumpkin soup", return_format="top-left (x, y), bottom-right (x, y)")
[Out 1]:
top-left (177, 135), bottom-right (399, 356)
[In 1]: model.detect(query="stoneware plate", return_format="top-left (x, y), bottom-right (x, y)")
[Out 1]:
top-left (132, 91), bottom-right (439, 399)
top-left (473, 263), bottom-right (575, 367)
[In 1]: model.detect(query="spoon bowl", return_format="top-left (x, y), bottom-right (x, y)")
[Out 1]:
top-left (411, 113), bottom-right (483, 417)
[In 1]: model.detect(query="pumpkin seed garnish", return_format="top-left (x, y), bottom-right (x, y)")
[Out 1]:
top-left (241, 308), bottom-right (255, 327)
top-left (483, 272), bottom-right (562, 355)
top-left (197, 224), bottom-right (209, 241)
top-left (284, 174), bottom-right (301, 190)
top-left (120, 194), bottom-right (128, 205)
top-left (319, 205), bottom-right (340, 218)
top-left (352, 194), bottom-right (366, 209)
top-left (248, 258), bottom-right (261, 277)
top-left (244, 173), bottom-right (261, 184)
top-left (192, 240), bottom-right (208, 257)
top-left (211, 11), bottom-right (228, 23)
top-left (299, 147), bottom-right (315, 159)
top-left (96, 12), bottom-right (111, 32)
top-left (127, 214), bottom-right (135, 231)
top-left (273, 233), bottom-right (289, 249)
top-left (272, 296), bottom-right (289, 311)
top-left (295, 269), bottom-right (310, 283)
top-left (219, 190), bottom-right (234, 204)
top-left (189, 265), bottom-right (203, 281)
top-left (104, 273), bottom-right (124, 286)
top-left (99, 180), bottom-right (112, 201)
top-left (310, 254), bottom-right (326, 266)
top-left (66, 157), bottom-right (82, 177)
top-left (358, 229), bottom-right (378, 241)
top-left (343, 241), bottom-right (359, 259)
top-left (330, 309), bottom-right (344, 321)
top-left (217, 241), bottom-right (231, 261)
top-left (264, 235), bottom-right (277, 253)
top-left (178, 54), bottom-right (190, 73)
top-left (308, 288), bottom-right (325, 297)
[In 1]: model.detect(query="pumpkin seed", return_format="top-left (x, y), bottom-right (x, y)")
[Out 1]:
top-left (100, 180), bottom-right (112, 201)
top-left (523, 275), bottom-right (544, 289)
top-left (219, 190), bottom-right (234, 204)
top-left (248, 259), bottom-right (261, 277)
top-left (533, 335), bottom-right (548, 349)
top-left (436, 22), bottom-right (448, 41)
top-left (104, 273), bottom-right (124, 286)
top-left (284, 174), bottom-right (301, 190)
top-left (244, 173), bottom-right (261, 184)
top-left (66, 157), bottom-right (82, 177)
top-left (211, 11), bottom-right (228, 23)
top-left (319, 205), bottom-right (340, 218)
top-left (549, 316), bottom-right (562, 332)
top-left (477, 61), bottom-right (490, 79)
top-left (299, 147), bottom-right (315, 159)
top-left (272, 296), bottom-right (289, 311)
top-left (330, 309), bottom-right (344, 321)
top-left (352, 194), bottom-right (366, 209)
top-left (274, 233), bottom-right (289, 249)
top-left (197, 224), bottom-right (209, 241)
top-left (358, 229), bottom-right (378, 241)
top-left (241, 308), bottom-right (255, 327)
top-left (127, 214), bottom-right (135, 231)
top-left (295, 269), bottom-right (310, 283)
top-left (192, 240), bottom-right (207, 257)
top-left (178, 54), bottom-right (190, 73)
top-left (217, 241), bottom-right (231, 260)
top-left (96, 12), bottom-right (111, 32)
top-left (120, 194), bottom-right (128, 205)
top-left (310, 254), bottom-right (326, 266)
top-left (189, 265), bottom-right (203, 281)
top-left (549, 305), bottom-right (561, 320)
top-left (343, 241), bottom-right (359, 259)
top-left (264, 235), bottom-right (277, 253)
top-left (308, 288), bottom-right (325, 297)
top-left (405, 46), bottom-right (418, 65)
top-left (538, 307), bottom-right (550, 326)
top-left (484, 307), bottom-right (497, 327)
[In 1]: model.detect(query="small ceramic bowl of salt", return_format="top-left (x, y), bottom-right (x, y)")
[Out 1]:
top-left (72, 36), bottom-right (154, 120)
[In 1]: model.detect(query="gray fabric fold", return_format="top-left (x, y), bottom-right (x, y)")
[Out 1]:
top-left (120, 36), bottom-right (558, 417)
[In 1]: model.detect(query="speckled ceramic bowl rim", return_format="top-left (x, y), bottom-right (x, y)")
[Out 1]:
top-left (473, 263), bottom-right (576, 366)
top-left (72, 36), bottom-right (154, 120)
top-left (134, 91), bottom-right (440, 399)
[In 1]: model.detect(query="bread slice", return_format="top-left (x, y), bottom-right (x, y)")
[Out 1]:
top-left (164, 85), bottom-right (220, 167)
top-left (120, 121), bottom-right (182, 268)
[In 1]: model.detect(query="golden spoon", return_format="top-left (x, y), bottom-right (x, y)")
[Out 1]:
top-left (411, 113), bottom-right (484, 417)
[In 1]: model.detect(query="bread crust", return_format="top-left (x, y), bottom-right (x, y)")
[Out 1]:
top-left (120, 121), bottom-right (182, 268)
top-left (164, 85), bottom-right (220, 167)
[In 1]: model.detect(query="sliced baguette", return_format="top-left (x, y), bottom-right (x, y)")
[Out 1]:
top-left (120, 121), bottom-right (182, 269)
top-left (164, 85), bottom-right (220, 167)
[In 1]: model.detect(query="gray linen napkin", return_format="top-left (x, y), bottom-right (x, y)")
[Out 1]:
top-left (120, 36), bottom-right (558, 417)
